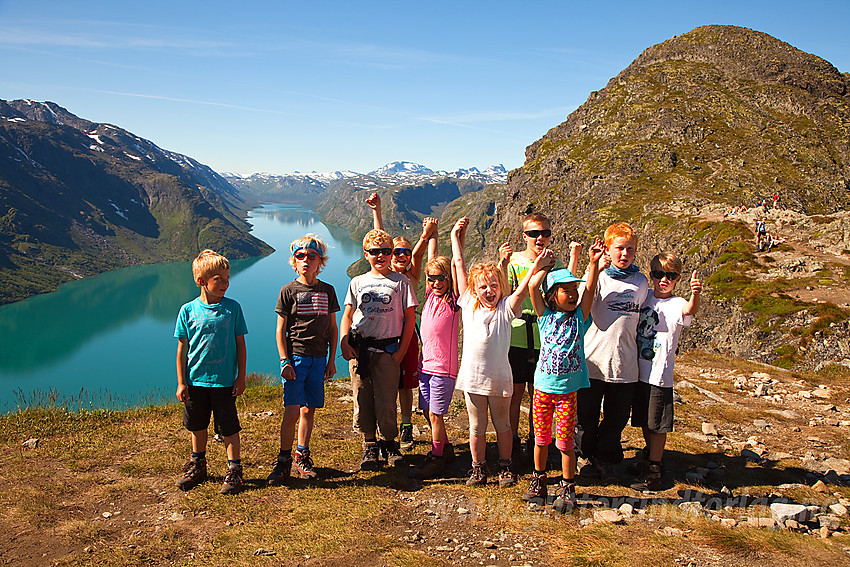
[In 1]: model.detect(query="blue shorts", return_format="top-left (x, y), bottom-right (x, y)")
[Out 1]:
top-left (418, 372), bottom-right (456, 416)
top-left (282, 355), bottom-right (326, 408)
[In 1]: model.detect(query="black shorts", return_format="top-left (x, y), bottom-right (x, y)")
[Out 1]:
top-left (630, 382), bottom-right (674, 433)
top-left (182, 385), bottom-right (242, 437)
top-left (508, 346), bottom-right (538, 385)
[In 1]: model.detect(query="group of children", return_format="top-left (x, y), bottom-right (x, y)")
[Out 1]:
top-left (173, 198), bottom-right (702, 511)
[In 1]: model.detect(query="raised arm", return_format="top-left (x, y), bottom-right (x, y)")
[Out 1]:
top-left (366, 192), bottom-right (383, 231)
top-left (425, 217), bottom-right (438, 261)
top-left (410, 217), bottom-right (438, 281)
top-left (498, 242), bottom-right (512, 289)
top-left (508, 248), bottom-right (553, 315)
top-left (568, 241), bottom-right (582, 277)
top-left (528, 267), bottom-right (549, 317)
top-left (451, 217), bottom-right (469, 298)
top-left (579, 238), bottom-right (605, 321)
top-left (683, 271), bottom-right (702, 316)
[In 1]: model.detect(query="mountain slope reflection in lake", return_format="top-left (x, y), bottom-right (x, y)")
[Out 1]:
top-left (0, 204), bottom-right (362, 411)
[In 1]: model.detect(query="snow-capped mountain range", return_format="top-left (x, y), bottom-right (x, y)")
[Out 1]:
top-left (225, 161), bottom-right (508, 190)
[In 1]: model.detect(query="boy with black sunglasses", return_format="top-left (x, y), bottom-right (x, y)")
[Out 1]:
top-left (631, 252), bottom-right (701, 491)
top-left (499, 212), bottom-right (561, 464)
top-left (268, 234), bottom-right (340, 484)
top-left (340, 229), bottom-right (418, 471)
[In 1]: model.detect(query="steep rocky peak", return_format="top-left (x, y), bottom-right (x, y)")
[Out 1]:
top-left (624, 25), bottom-right (848, 99)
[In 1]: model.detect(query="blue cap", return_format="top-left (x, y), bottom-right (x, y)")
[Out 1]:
top-left (544, 268), bottom-right (584, 293)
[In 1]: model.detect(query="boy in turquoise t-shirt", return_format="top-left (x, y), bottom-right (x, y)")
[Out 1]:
top-left (174, 249), bottom-right (248, 495)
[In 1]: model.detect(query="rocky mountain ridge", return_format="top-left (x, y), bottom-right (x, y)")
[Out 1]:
top-left (483, 25), bottom-right (850, 372)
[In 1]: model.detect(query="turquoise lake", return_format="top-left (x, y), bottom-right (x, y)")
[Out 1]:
top-left (0, 204), bottom-right (364, 412)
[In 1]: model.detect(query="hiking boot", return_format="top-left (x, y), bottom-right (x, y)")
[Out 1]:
top-left (399, 424), bottom-right (414, 450)
top-left (220, 465), bottom-right (243, 495)
top-left (266, 456), bottom-right (292, 486)
top-left (521, 470), bottom-right (547, 503)
top-left (466, 462), bottom-right (488, 486)
top-left (360, 441), bottom-right (380, 471)
top-left (409, 451), bottom-right (445, 480)
top-left (553, 480), bottom-right (577, 513)
top-left (383, 439), bottom-right (407, 468)
top-left (498, 458), bottom-right (517, 488)
top-left (294, 448), bottom-right (318, 479)
top-left (176, 457), bottom-right (207, 491)
top-left (631, 462), bottom-right (663, 492)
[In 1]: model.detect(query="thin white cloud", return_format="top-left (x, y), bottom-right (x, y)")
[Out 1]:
top-left (92, 90), bottom-right (296, 116)
top-left (0, 23), bottom-right (235, 51)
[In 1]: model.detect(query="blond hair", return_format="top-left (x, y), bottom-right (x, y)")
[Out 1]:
top-left (604, 222), bottom-right (637, 248)
top-left (650, 252), bottom-right (683, 275)
top-left (522, 212), bottom-right (551, 229)
top-left (363, 229), bottom-right (392, 250)
top-left (192, 249), bottom-right (229, 285)
top-left (288, 233), bottom-right (329, 272)
top-left (467, 262), bottom-right (507, 310)
top-left (426, 255), bottom-right (453, 285)
top-left (393, 236), bottom-right (412, 248)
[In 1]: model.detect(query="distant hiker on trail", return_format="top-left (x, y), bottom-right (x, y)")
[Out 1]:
top-left (340, 228), bottom-right (417, 471)
top-left (267, 234), bottom-right (339, 485)
top-left (773, 191), bottom-right (780, 210)
top-left (453, 216), bottom-right (552, 489)
top-left (756, 218), bottom-right (768, 251)
top-left (521, 239), bottom-right (604, 513)
top-left (576, 222), bottom-right (649, 483)
top-left (366, 192), bottom-right (437, 451)
top-left (631, 253), bottom-right (701, 491)
top-left (174, 249), bottom-right (247, 495)
top-left (498, 212), bottom-right (564, 464)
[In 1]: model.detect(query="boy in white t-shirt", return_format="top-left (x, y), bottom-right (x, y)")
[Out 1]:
top-left (577, 222), bottom-right (648, 480)
top-left (631, 252), bottom-right (701, 491)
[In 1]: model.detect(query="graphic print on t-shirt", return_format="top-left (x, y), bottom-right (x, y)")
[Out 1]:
top-left (606, 290), bottom-right (641, 315)
top-left (636, 306), bottom-right (659, 361)
top-left (539, 314), bottom-right (582, 376)
top-left (296, 291), bottom-right (329, 316)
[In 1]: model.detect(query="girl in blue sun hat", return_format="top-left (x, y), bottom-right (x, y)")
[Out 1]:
top-left (523, 238), bottom-right (605, 513)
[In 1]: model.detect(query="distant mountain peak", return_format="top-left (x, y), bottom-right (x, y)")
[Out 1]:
top-left (368, 161), bottom-right (435, 176)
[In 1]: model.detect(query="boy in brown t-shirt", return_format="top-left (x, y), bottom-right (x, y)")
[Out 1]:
top-left (267, 234), bottom-right (340, 485)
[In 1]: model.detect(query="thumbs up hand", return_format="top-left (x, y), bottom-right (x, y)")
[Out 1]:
top-left (690, 270), bottom-right (702, 296)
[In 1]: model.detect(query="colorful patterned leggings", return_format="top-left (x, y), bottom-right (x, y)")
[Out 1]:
top-left (532, 389), bottom-right (577, 452)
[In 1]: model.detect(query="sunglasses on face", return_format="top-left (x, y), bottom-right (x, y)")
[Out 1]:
top-left (426, 273), bottom-right (448, 282)
top-left (294, 251), bottom-right (319, 261)
top-left (650, 270), bottom-right (681, 281)
top-left (392, 248), bottom-right (412, 257)
top-left (524, 229), bottom-right (552, 238)
top-left (366, 247), bottom-right (392, 257)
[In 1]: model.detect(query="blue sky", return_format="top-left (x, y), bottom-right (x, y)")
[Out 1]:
top-left (1, 1), bottom-right (848, 175)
